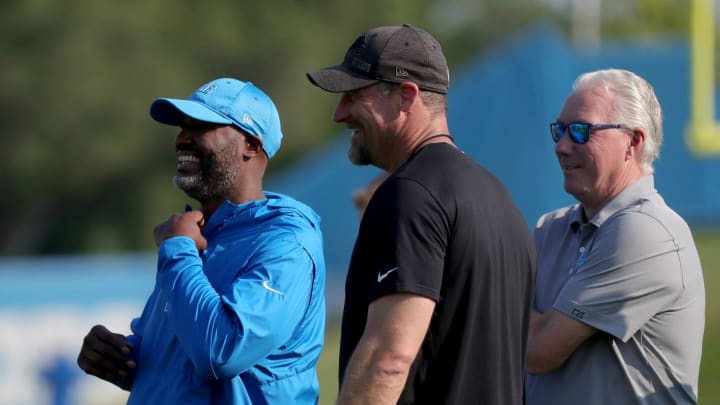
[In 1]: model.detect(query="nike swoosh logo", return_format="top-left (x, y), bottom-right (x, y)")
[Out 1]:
top-left (377, 267), bottom-right (399, 283)
top-left (262, 280), bottom-right (285, 295)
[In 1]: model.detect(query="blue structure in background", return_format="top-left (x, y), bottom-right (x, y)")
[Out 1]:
top-left (266, 27), bottom-right (720, 277)
top-left (0, 255), bottom-right (154, 405)
top-left (0, 253), bottom-right (154, 309)
top-left (41, 356), bottom-right (81, 405)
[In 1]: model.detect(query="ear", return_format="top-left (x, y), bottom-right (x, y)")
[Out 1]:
top-left (243, 135), bottom-right (264, 160)
top-left (398, 81), bottom-right (420, 112)
top-left (630, 127), bottom-right (646, 146)
top-left (627, 127), bottom-right (646, 160)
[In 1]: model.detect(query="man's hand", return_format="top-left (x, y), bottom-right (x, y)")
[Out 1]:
top-left (153, 210), bottom-right (207, 251)
top-left (77, 325), bottom-right (136, 391)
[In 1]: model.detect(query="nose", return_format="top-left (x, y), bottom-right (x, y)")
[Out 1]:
top-left (332, 95), bottom-right (350, 123)
top-left (554, 127), bottom-right (573, 156)
top-left (176, 128), bottom-right (193, 145)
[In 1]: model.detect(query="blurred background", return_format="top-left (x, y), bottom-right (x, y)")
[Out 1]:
top-left (2, 0), bottom-right (719, 404)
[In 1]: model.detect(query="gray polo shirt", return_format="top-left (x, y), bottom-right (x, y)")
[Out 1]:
top-left (526, 176), bottom-right (705, 405)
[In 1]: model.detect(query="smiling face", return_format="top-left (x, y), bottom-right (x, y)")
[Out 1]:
top-left (331, 83), bottom-right (400, 169)
top-left (173, 117), bottom-right (244, 202)
top-left (555, 86), bottom-right (641, 216)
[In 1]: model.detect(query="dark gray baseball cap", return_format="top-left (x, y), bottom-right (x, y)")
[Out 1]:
top-left (307, 24), bottom-right (449, 94)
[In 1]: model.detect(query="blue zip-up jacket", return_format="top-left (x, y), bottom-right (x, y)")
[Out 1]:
top-left (126, 192), bottom-right (326, 404)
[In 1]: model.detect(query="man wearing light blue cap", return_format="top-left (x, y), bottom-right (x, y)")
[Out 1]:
top-left (77, 78), bottom-right (327, 405)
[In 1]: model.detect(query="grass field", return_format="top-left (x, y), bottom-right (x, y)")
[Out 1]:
top-left (315, 230), bottom-right (720, 404)
top-left (695, 230), bottom-right (720, 403)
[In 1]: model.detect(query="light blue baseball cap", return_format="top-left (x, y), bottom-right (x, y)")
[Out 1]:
top-left (150, 78), bottom-right (283, 158)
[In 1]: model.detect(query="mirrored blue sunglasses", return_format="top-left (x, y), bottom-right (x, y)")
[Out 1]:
top-left (550, 122), bottom-right (632, 144)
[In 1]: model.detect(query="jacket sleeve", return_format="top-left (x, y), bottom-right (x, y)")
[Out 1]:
top-left (156, 235), bottom-right (315, 379)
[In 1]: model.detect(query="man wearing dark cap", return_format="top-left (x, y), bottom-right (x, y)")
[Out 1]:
top-left (308, 25), bottom-right (535, 405)
top-left (77, 78), bottom-right (327, 404)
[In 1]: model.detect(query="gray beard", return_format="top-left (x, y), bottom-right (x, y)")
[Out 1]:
top-left (174, 139), bottom-right (239, 201)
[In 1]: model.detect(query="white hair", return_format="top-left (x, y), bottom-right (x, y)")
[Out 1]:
top-left (573, 68), bottom-right (663, 174)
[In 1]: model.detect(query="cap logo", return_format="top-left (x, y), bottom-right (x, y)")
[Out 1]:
top-left (197, 84), bottom-right (217, 95)
top-left (395, 67), bottom-right (409, 78)
top-left (242, 113), bottom-right (253, 126)
top-left (351, 57), bottom-right (371, 73)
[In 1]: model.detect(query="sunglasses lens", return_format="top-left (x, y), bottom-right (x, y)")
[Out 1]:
top-left (550, 123), bottom-right (564, 143)
top-left (568, 123), bottom-right (590, 144)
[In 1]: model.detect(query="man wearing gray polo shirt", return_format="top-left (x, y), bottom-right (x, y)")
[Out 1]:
top-left (525, 68), bottom-right (705, 404)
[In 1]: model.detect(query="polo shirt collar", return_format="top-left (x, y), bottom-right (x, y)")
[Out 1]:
top-left (569, 175), bottom-right (655, 231)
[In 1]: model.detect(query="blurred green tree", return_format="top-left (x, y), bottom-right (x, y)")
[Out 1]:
top-left (0, 0), bottom-right (688, 254)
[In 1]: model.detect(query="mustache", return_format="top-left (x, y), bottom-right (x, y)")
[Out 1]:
top-left (176, 145), bottom-right (206, 159)
top-left (177, 145), bottom-right (197, 152)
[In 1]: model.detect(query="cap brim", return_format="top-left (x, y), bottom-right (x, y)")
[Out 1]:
top-left (307, 65), bottom-right (379, 93)
top-left (149, 98), bottom-right (233, 126)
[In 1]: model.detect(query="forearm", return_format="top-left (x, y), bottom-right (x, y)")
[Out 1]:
top-left (337, 343), bottom-right (411, 405)
top-left (526, 308), bottom-right (596, 374)
top-left (526, 309), bottom-right (565, 374)
top-left (158, 256), bottom-right (249, 377)
top-left (157, 237), bottom-right (312, 378)
top-left (529, 309), bottom-right (543, 338)
top-left (156, 239), bottom-right (275, 377)
top-left (337, 294), bottom-right (434, 405)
